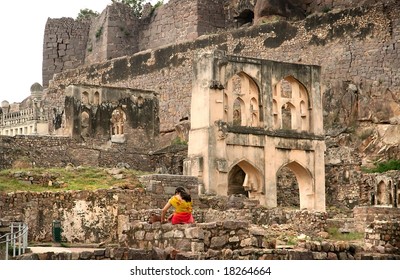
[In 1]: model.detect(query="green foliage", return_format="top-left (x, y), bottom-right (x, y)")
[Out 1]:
top-left (95, 27), bottom-right (103, 39)
top-left (362, 159), bottom-right (400, 173)
top-left (285, 235), bottom-right (298, 246)
top-left (76, 8), bottom-right (99, 20)
top-left (153, 0), bottom-right (164, 9)
top-left (118, 0), bottom-right (144, 17)
top-left (150, 0), bottom-right (164, 16)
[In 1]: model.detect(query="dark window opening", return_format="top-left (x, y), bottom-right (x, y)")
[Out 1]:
top-left (234, 9), bottom-right (254, 27)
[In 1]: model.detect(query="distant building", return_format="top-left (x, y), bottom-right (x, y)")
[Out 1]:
top-left (0, 83), bottom-right (48, 136)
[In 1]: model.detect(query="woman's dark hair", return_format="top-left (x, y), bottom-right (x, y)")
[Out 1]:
top-left (175, 187), bottom-right (192, 202)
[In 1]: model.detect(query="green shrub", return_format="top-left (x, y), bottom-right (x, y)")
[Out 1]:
top-left (362, 159), bottom-right (400, 173)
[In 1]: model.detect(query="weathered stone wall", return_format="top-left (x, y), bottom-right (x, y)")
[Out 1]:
top-left (0, 135), bottom-right (188, 172)
top-left (34, 0), bottom-right (400, 210)
top-left (85, 3), bottom-right (140, 66)
top-left (364, 220), bottom-right (400, 254)
top-left (353, 206), bottom-right (400, 232)
top-left (42, 18), bottom-right (91, 88)
top-left (139, 0), bottom-right (198, 50)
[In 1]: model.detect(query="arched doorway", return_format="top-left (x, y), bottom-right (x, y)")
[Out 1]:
top-left (377, 181), bottom-right (386, 205)
top-left (227, 160), bottom-right (263, 200)
top-left (276, 166), bottom-right (299, 208)
top-left (277, 161), bottom-right (314, 210)
top-left (228, 165), bottom-right (248, 196)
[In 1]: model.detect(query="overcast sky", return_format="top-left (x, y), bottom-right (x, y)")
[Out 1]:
top-left (0, 0), bottom-right (166, 104)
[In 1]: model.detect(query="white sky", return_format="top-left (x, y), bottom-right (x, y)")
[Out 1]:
top-left (0, 0), bottom-right (165, 104)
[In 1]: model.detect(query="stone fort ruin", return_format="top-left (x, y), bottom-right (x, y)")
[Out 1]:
top-left (1, 0), bottom-right (400, 259)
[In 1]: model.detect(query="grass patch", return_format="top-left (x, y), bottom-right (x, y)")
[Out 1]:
top-left (0, 167), bottom-right (148, 193)
top-left (327, 227), bottom-right (364, 241)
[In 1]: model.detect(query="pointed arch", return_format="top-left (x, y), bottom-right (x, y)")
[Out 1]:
top-left (233, 97), bottom-right (244, 126)
top-left (228, 160), bottom-right (263, 200)
top-left (81, 111), bottom-right (90, 137)
top-left (273, 76), bottom-right (311, 131)
top-left (81, 91), bottom-right (89, 105)
top-left (281, 102), bottom-right (295, 129)
top-left (225, 71), bottom-right (261, 127)
top-left (111, 108), bottom-right (126, 136)
top-left (277, 161), bottom-right (314, 210)
top-left (377, 180), bottom-right (389, 205)
top-left (93, 91), bottom-right (100, 105)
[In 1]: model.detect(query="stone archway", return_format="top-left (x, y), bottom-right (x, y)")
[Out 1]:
top-left (277, 161), bottom-right (314, 210)
top-left (227, 160), bottom-right (263, 201)
top-left (276, 166), bottom-right (299, 208)
top-left (228, 165), bottom-right (247, 196)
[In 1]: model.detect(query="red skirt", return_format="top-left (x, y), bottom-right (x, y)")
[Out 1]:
top-left (171, 212), bottom-right (194, 224)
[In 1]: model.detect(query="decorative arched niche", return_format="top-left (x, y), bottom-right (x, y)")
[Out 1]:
top-left (224, 72), bottom-right (261, 127)
top-left (110, 108), bottom-right (126, 143)
top-left (273, 76), bottom-right (310, 131)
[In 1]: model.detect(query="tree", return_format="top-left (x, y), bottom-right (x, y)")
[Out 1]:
top-left (119, 0), bottom-right (144, 17)
top-left (76, 8), bottom-right (99, 20)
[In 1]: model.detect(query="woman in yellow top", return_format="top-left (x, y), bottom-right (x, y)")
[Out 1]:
top-left (161, 187), bottom-right (194, 224)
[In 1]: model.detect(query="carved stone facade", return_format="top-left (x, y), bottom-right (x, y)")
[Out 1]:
top-left (184, 50), bottom-right (325, 211)
top-left (0, 83), bottom-right (48, 136)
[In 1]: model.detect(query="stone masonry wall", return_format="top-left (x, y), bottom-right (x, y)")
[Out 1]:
top-left (0, 135), bottom-right (154, 171)
top-left (139, 0), bottom-right (199, 51)
top-left (353, 206), bottom-right (400, 232)
top-left (85, 2), bottom-right (140, 66)
top-left (36, 0), bottom-right (400, 209)
top-left (364, 220), bottom-right (400, 253)
top-left (42, 18), bottom-right (91, 88)
top-left (304, 0), bottom-right (390, 13)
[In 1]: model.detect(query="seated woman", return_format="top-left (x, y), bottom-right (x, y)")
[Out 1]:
top-left (161, 187), bottom-right (194, 224)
